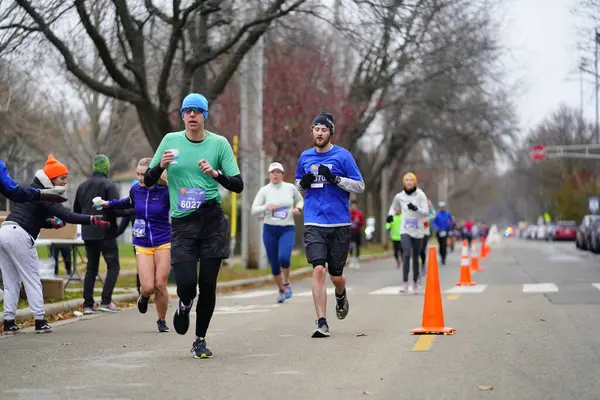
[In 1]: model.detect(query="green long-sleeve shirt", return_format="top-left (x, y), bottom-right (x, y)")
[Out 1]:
top-left (385, 214), bottom-right (403, 241)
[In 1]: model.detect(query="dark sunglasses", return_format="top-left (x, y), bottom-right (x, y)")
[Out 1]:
top-left (182, 107), bottom-right (205, 114)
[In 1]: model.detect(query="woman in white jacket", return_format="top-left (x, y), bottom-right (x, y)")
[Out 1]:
top-left (251, 162), bottom-right (304, 303)
top-left (386, 172), bottom-right (430, 294)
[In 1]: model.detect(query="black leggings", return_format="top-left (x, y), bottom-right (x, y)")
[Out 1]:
top-left (400, 234), bottom-right (422, 283)
top-left (392, 240), bottom-right (403, 262)
top-left (419, 234), bottom-right (430, 270)
top-left (173, 258), bottom-right (222, 338)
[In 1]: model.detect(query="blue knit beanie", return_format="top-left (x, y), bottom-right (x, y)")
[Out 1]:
top-left (181, 93), bottom-right (209, 121)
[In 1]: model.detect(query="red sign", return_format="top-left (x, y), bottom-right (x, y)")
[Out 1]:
top-left (531, 145), bottom-right (545, 160)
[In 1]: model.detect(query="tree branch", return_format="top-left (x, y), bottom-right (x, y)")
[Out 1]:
top-left (14, 0), bottom-right (144, 103)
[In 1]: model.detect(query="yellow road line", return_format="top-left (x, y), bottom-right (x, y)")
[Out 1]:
top-left (412, 335), bottom-right (436, 351)
top-left (447, 294), bottom-right (461, 300)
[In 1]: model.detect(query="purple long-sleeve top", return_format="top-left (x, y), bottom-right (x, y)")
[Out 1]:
top-left (107, 183), bottom-right (171, 248)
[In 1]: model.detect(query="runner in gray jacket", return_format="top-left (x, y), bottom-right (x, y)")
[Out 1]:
top-left (386, 172), bottom-right (429, 294)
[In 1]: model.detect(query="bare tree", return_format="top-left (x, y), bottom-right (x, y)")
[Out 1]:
top-left (502, 105), bottom-right (596, 221)
top-left (2, 0), bottom-right (312, 149)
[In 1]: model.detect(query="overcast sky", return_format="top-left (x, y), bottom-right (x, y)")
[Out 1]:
top-left (501, 0), bottom-right (595, 136)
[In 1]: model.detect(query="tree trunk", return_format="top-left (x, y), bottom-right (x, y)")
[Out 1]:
top-left (135, 103), bottom-right (171, 150)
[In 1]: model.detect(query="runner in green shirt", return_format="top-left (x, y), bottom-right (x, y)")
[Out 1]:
top-left (385, 211), bottom-right (403, 269)
top-left (144, 93), bottom-right (243, 359)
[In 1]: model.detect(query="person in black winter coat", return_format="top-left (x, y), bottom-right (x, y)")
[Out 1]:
top-left (74, 154), bottom-right (124, 314)
top-left (0, 159), bottom-right (67, 203)
top-left (0, 155), bottom-right (110, 335)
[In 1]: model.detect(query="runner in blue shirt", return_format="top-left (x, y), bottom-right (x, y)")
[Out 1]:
top-left (295, 111), bottom-right (365, 338)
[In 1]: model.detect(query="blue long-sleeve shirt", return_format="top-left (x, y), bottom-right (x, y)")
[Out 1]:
top-left (0, 160), bottom-right (40, 203)
top-left (433, 210), bottom-right (454, 231)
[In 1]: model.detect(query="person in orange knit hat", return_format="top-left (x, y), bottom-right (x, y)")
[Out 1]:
top-left (0, 158), bottom-right (67, 203)
top-left (43, 155), bottom-right (69, 182)
top-left (0, 155), bottom-right (111, 335)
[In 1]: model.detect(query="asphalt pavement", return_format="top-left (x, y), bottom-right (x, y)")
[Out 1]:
top-left (2, 238), bottom-right (600, 400)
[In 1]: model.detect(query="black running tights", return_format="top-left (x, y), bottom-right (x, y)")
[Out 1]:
top-left (401, 234), bottom-right (422, 283)
top-left (173, 258), bottom-right (222, 338)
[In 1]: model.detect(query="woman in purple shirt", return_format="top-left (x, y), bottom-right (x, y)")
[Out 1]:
top-left (101, 158), bottom-right (171, 333)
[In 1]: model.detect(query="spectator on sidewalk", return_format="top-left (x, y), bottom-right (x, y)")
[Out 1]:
top-left (0, 155), bottom-right (110, 334)
top-left (74, 154), bottom-right (122, 314)
top-left (51, 245), bottom-right (72, 276)
top-left (349, 200), bottom-right (365, 269)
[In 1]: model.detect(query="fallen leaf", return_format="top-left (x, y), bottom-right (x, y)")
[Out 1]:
top-left (506, 332), bottom-right (511, 335)
top-left (506, 300), bottom-right (512, 303)
top-left (363, 390), bottom-right (371, 395)
top-left (478, 385), bottom-right (494, 391)
top-left (357, 333), bottom-right (368, 337)
top-left (540, 318), bottom-right (545, 322)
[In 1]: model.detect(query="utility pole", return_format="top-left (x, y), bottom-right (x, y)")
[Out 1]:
top-left (595, 28), bottom-right (599, 143)
top-left (239, 4), bottom-right (265, 270)
top-left (380, 164), bottom-right (390, 246)
top-left (580, 59), bottom-right (585, 120)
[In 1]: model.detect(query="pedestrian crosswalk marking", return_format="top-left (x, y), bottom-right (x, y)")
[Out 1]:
top-left (218, 283), bottom-right (600, 300)
top-left (295, 287), bottom-right (353, 297)
top-left (445, 285), bottom-right (488, 294)
top-left (368, 286), bottom-right (404, 295)
top-left (222, 289), bottom-right (276, 299)
top-left (522, 283), bottom-right (559, 293)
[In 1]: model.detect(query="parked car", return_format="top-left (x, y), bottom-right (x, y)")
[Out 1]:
top-left (576, 215), bottom-right (600, 250)
top-left (588, 219), bottom-right (600, 252)
top-left (546, 223), bottom-right (558, 241)
top-left (536, 224), bottom-right (547, 240)
top-left (553, 220), bottom-right (577, 241)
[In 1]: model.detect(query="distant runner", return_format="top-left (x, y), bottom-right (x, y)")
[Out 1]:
top-left (251, 162), bottom-right (303, 303)
top-left (386, 172), bottom-right (430, 294)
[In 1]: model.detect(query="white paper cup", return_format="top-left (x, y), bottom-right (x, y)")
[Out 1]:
top-left (167, 149), bottom-right (180, 164)
top-left (92, 196), bottom-right (103, 210)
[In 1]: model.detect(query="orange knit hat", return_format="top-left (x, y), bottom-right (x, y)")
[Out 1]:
top-left (44, 155), bottom-right (69, 179)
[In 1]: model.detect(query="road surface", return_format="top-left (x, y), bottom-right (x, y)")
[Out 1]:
top-left (1, 239), bottom-right (600, 400)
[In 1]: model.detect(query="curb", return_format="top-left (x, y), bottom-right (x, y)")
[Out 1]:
top-left (2, 251), bottom-right (392, 323)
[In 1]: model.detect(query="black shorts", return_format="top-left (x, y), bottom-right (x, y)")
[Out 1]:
top-left (303, 225), bottom-right (351, 277)
top-left (171, 204), bottom-right (229, 264)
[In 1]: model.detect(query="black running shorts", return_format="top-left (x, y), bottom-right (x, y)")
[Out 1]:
top-left (303, 225), bottom-right (351, 277)
top-left (171, 204), bottom-right (229, 264)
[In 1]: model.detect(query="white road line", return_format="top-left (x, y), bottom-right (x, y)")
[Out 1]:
top-left (522, 283), bottom-right (559, 293)
top-left (592, 283), bottom-right (600, 291)
top-left (546, 255), bottom-right (582, 263)
top-left (213, 309), bottom-right (271, 315)
top-left (445, 284), bottom-right (488, 294)
top-left (221, 289), bottom-right (276, 299)
top-left (295, 287), bottom-right (352, 297)
top-left (368, 286), bottom-right (404, 295)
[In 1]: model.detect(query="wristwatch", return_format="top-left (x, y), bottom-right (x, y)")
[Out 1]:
top-left (333, 176), bottom-right (341, 185)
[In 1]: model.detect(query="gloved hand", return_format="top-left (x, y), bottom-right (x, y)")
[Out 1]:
top-left (407, 203), bottom-right (418, 211)
top-left (386, 215), bottom-right (394, 223)
top-left (50, 218), bottom-right (65, 229)
top-left (90, 215), bottom-right (110, 229)
top-left (318, 165), bottom-right (337, 184)
top-left (39, 187), bottom-right (68, 203)
top-left (299, 173), bottom-right (316, 189)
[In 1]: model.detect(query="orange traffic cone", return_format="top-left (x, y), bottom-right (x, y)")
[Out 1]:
top-left (486, 242), bottom-right (491, 256)
top-left (471, 242), bottom-right (484, 272)
top-left (480, 237), bottom-right (487, 259)
top-left (456, 240), bottom-right (476, 286)
top-left (411, 246), bottom-right (456, 335)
